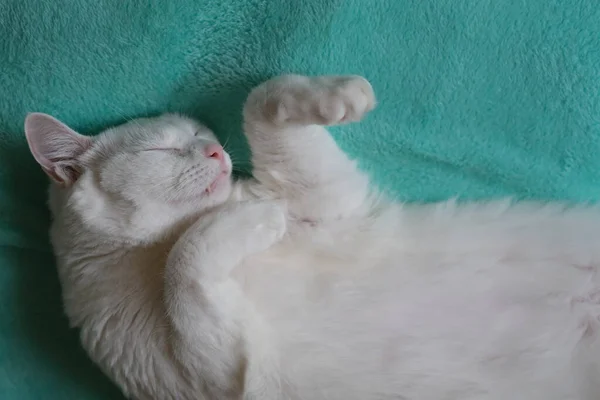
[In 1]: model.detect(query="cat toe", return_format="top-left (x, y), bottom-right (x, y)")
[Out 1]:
top-left (319, 76), bottom-right (376, 124)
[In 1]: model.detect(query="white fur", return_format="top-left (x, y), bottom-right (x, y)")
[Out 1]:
top-left (25, 75), bottom-right (600, 399)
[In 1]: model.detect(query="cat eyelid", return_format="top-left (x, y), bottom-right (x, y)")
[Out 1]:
top-left (141, 147), bottom-right (182, 152)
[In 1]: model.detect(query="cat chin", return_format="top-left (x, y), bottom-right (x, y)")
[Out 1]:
top-left (205, 171), bottom-right (231, 194)
top-left (164, 175), bottom-right (232, 208)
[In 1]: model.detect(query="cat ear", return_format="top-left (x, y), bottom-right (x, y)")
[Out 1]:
top-left (24, 112), bottom-right (92, 186)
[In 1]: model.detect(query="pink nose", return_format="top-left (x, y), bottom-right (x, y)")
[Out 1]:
top-left (204, 144), bottom-right (224, 161)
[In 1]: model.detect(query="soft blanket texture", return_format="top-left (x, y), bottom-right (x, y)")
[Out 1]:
top-left (1, 0), bottom-right (600, 398)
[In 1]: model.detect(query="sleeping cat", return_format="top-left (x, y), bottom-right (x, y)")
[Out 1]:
top-left (25, 75), bottom-right (600, 400)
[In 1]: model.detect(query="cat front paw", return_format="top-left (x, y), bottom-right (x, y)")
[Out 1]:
top-left (313, 75), bottom-right (376, 125)
top-left (252, 75), bottom-right (376, 126)
top-left (238, 201), bottom-right (287, 254)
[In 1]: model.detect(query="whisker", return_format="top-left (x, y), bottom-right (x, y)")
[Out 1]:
top-left (105, 102), bottom-right (145, 131)
top-left (221, 131), bottom-right (234, 149)
top-left (222, 147), bottom-right (246, 156)
top-left (225, 154), bottom-right (251, 165)
top-left (227, 155), bottom-right (244, 162)
top-left (224, 152), bottom-right (249, 162)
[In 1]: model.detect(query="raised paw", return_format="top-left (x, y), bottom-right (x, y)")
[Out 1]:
top-left (248, 75), bottom-right (376, 126)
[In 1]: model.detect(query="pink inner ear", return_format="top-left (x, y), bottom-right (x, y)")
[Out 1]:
top-left (24, 113), bottom-right (92, 185)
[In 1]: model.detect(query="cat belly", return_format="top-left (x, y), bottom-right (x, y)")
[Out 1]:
top-left (238, 249), bottom-right (600, 400)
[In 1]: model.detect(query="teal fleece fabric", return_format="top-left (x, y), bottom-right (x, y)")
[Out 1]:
top-left (2, 0), bottom-right (600, 398)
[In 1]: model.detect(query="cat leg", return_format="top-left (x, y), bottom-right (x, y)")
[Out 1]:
top-left (163, 201), bottom-right (286, 399)
top-left (242, 75), bottom-right (376, 221)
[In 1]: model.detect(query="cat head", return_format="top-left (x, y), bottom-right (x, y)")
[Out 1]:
top-left (25, 113), bottom-right (233, 243)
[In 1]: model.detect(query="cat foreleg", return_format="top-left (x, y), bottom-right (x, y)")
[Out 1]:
top-left (242, 75), bottom-right (377, 221)
top-left (163, 202), bottom-right (286, 399)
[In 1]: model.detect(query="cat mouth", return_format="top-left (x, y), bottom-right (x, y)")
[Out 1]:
top-left (205, 170), bottom-right (230, 194)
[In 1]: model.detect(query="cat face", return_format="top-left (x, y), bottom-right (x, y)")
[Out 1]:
top-left (91, 114), bottom-right (233, 206)
top-left (25, 113), bottom-right (233, 240)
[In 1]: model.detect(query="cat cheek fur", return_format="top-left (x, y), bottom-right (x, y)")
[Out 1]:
top-left (25, 76), bottom-right (600, 400)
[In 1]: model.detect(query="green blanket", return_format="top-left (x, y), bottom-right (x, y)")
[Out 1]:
top-left (2, 0), bottom-right (600, 398)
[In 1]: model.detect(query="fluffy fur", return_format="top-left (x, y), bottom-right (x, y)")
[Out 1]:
top-left (25, 75), bottom-right (600, 400)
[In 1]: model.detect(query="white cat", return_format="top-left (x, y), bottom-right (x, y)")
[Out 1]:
top-left (25, 75), bottom-right (600, 400)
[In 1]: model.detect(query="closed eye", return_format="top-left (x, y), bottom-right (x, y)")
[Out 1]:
top-left (142, 147), bottom-right (182, 152)
top-left (194, 130), bottom-right (209, 139)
